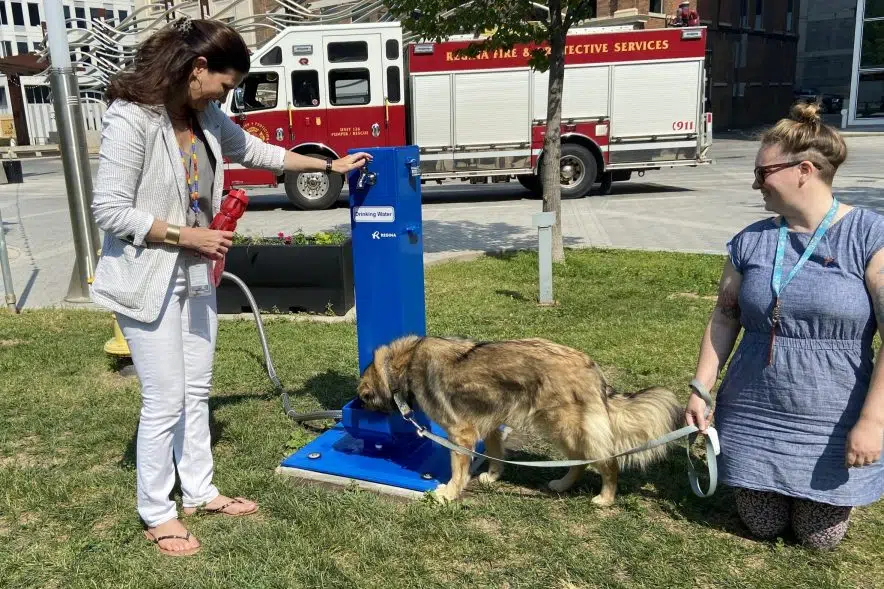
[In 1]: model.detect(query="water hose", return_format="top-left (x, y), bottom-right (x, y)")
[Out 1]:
top-left (221, 271), bottom-right (343, 425)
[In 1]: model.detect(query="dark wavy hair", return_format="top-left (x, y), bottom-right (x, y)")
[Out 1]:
top-left (106, 18), bottom-right (251, 105)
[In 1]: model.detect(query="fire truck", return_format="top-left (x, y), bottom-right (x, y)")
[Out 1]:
top-left (222, 22), bottom-right (712, 210)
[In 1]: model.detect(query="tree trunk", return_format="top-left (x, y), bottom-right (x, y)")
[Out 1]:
top-left (542, 0), bottom-right (566, 263)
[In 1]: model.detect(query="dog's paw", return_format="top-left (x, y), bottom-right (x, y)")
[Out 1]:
top-left (591, 494), bottom-right (615, 507)
top-left (431, 483), bottom-right (459, 503)
top-left (478, 472), bottom-right (500, 485)
top-left (548, 478), bottom-right (571, 493)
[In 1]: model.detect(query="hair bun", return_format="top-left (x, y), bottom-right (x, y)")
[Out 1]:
top-left (791, 101), bottom-right (822, 126)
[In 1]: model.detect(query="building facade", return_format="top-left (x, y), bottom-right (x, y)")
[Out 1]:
top-left (0, 0), bottom-right (134, 145)
top-left (849, 0), bottom-right (884, 124)
top-left (795, 0), bottom-right (855, 99)
top-left (588, 1), bottom-right (801, 129)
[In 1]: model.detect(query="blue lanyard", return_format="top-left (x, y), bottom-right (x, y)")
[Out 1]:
top-left (771, 197), bottom-right (839, 299)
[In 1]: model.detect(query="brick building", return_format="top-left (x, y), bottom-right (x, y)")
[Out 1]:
top-left (588, 0), bottom-right (801, 129)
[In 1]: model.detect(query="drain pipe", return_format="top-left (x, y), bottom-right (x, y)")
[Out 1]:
top-left (0, 206), bottom-right (18, 312)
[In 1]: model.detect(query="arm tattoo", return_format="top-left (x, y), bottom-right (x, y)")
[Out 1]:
top-left (876, 285), bottom-right (884, 325)
top-left (716, 290), bottom-right (741, 321)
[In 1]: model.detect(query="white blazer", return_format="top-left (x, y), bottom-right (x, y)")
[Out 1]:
top-left (90, 99), bottom-right (286, 324)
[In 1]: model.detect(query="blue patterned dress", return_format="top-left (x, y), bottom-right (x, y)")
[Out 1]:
top-left (717, 207), bottom-right (884, 507)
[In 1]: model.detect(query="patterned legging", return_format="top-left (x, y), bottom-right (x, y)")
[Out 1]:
top-left (735, 488), bottom-right (852, 550)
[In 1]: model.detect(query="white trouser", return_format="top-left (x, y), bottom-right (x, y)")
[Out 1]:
top-left (117, 257), bottom-right (220, 527)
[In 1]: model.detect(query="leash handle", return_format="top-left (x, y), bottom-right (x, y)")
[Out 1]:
top-left (686, 379), bottom-right (719, 497)
top-left (689, 378), bottom-right (714, 420)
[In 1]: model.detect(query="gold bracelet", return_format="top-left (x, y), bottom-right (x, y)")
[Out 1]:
top-left (163, 224), bottom-right (181, 245)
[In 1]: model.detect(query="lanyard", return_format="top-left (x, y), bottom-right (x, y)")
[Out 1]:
top-left (771, 197), bottom-right (839, 298)
top-left (767, 197), bottom-right (839, 365)
top-left (179, 129), bottom-right (200, 216)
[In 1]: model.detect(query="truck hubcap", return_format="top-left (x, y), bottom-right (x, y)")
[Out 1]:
top-left (296, 172), bottom-right (330, 200)
top-left (559, 155), bottom-right (584, 187)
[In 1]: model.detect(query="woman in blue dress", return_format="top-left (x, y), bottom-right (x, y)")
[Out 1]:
top-left (684, 102), bottom-right (884, 549)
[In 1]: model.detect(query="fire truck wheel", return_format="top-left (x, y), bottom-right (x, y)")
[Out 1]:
top-left (284, 156), bottom-right (344, 210)
top-left (517, 174), bottom-right (542, 196)
top-left (594, 172), bottom-right (614, 196)
top-left (552, 144), bottom-right (596, 199)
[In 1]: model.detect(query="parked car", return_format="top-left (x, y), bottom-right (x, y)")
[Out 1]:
top-left (793, 88), bottom-right (844, 114)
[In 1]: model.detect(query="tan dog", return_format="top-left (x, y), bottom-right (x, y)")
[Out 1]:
top-left (357, 335), bottom-right (682, 504)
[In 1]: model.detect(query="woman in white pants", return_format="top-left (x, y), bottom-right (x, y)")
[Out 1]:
top-left (90, 17), bottom-right (370, 557)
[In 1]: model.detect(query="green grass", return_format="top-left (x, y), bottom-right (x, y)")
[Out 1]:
top-left (0, 249), bottom-right (881, 588)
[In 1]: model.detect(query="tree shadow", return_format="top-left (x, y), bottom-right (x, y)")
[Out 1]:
top-left (291, 369), bottom-right (360, 415)
top-left (834, 186), bottom-right (884, 211)
top-left (324, 219), bottom-right (584, 255)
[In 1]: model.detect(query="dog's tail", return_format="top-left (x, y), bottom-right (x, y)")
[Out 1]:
top-left (605, 387), bottom-right (682, 470)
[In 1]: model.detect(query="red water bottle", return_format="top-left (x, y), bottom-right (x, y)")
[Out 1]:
top-left (209, 188), bottom-right (249, 287)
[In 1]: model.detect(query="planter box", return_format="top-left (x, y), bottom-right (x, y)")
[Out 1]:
top-left (216, 239), bottom-right (354, 316)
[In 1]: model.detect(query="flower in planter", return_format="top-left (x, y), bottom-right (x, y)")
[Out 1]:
top-left (231, 229), bottom-right (348, 246)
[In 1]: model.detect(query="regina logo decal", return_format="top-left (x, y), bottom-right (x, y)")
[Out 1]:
top-left (243, 122), bottom-right (269, 142)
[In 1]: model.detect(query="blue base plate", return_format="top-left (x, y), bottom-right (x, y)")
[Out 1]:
top-left (280, 421), bottom-right (483, 493)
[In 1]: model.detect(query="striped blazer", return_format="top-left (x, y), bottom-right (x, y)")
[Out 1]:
top-left (90, 99), bottom-right (286, 324)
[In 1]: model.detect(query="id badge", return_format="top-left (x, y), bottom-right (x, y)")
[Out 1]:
top-left (186, 259), bottom-right (212, 297)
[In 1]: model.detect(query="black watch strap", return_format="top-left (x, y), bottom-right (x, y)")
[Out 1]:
top-left (325, 158), bottom-right (332, 174)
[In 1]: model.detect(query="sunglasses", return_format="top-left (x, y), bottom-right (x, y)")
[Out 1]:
top-left (754, 160), bottom-right (822, 185)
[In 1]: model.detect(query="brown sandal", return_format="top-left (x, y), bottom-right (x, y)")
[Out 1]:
top-left (186, 497), bottom-right (258, 517)
top-left (143, 529), bottom-right (201, 557)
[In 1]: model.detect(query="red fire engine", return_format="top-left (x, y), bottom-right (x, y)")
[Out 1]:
top-left (222, 22), bottom-right (712, 210)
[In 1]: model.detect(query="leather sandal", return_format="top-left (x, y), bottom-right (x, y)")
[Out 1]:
top-left (185, 497), bottom-right (258, 517)
top-left (143, 529), bottom-right (201, 557)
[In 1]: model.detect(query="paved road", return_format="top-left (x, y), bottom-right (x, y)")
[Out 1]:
top-left (2, 136), bottom-right (883, 311)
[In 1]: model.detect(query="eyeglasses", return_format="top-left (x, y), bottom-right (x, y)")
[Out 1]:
top-left (754, 160), bottom-right (822, 185)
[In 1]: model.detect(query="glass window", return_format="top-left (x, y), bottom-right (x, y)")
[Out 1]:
top-left (0, 88), bottom-right (8, 111)
top-left (861, 20), bottom-right (884, 70)
top-left (26, 2), bottom-right (37, 26)
top-left (75, 6), bottom-right (85, 28)
top-left (328, 41), bottom-right (368, 63)
top-left (385, 39), bottom-right (399, 60)
top-left (386, 66), bottom-right (401, 103)
top-left (118, 9), bottom-right (127, 22)
top-left (786, 0), bottom-right (793, 31)
top-left (260, 46), bottom-right (282, 66)
top-left (11, 2), bottom-right (23, 26)
top-left (649, 0), bottom-right (662, 13)
top-left (291, 70), bottom-right (320, 107)
top-left (3, 42), bottom-right (11, 58)
top-left (234, 72), bottom-right (280, 113)
top-left (855, 71), bottom-right (884, 118)
top-left (63, 5), bottom-right (70, 28)
top-left (329, 69), bottom-right (370, 105)
top-left (0, 3), bottom-right (6, 26)
top-left (16, 41), bottom-right (28, 55)
top-left (866, 0), bottom-right (884, 19)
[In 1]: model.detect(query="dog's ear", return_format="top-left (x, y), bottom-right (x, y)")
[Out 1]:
top-left (370, 344), bottom-right (393, 400)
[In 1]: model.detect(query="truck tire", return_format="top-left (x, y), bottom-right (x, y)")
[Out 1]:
top-left (283, 154), bottom-right (344, 210)
top-left (517, 173), bottom-right (541, 196)
top-left (540, 143), bottom-right (597, 199)
top-left (594, 171), bottom-right (613, 196)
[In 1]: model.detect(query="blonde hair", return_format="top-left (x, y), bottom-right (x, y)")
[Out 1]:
top-left (760, 102), bottom-right (847, 185)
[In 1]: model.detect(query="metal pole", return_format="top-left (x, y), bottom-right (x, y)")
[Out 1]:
top-left (45, 0), bottom-right (102, 303)
top-left (532, 211), bottom-right (556, 306)
top-left (0, 206), bottom-right (18, 312)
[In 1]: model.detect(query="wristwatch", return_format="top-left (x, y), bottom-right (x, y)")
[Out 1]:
top-left (325, 158), bottom-right (333, 174)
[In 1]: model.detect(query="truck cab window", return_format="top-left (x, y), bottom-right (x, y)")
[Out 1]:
top-left (328, 41), bottom-right (368, 63)
top-left (329, 69), bottom-right (371, 105)
top-left (233, 72), bottom-right (279, 112)
top-left (292, 71), bottom-right (321, 107)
